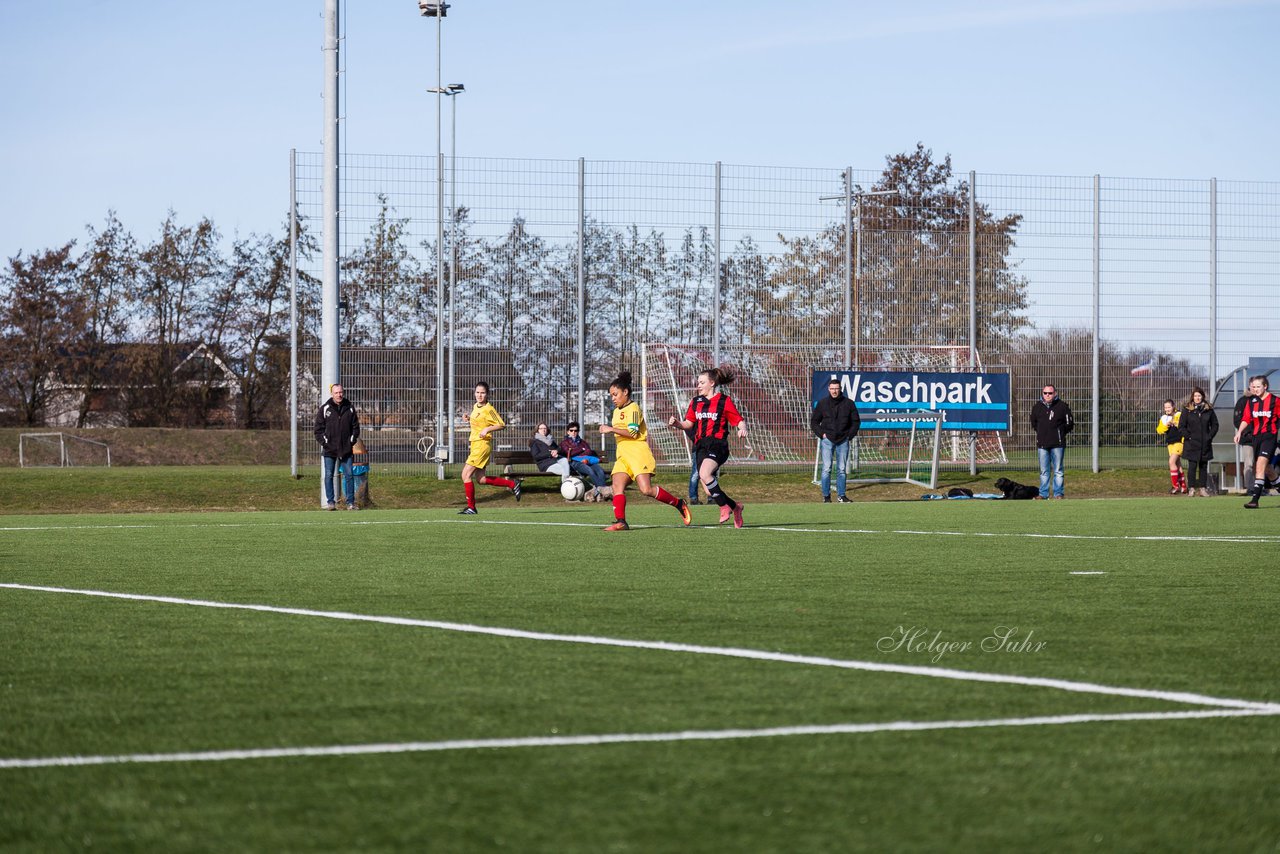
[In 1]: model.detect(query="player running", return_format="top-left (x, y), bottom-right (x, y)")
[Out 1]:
top-left (458, 381), bottom-right (521, 515)
top-left (1234, 375), bottom-right (1278, 509)
top-left (599, 370), bottom-right (691, 532)
top-left (668, 367), bottom-right (748, 528)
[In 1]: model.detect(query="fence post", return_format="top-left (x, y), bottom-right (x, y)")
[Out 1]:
top-left (577, 156), bottom-right (586, 427)
top-left (968, 170), bottom-right (978, 475)
top-left (1209, 177), bottom-right (1217, 393)
top-left (714, 161), bottom-right (722, 367)
top-left (1091, 174), bottom-right (1101, 473)
top-left (321, 0), bottom-right (341, 505)
top-left (289, 148), bottom-right (298, 479)
top-left (845, 167), bottom-right (853, 369)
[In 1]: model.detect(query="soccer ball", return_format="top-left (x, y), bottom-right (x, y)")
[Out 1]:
top-left (560, 477), bottom-right (586, 501)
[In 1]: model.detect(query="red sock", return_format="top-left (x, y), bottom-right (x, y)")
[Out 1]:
top-left (464, 481), bottom-right (476, 509)
top-left (481, 476), bottom-right (515, 489)
top-left (1178, 471), bottom-right (1187, 490)
top-left (1170, 471), bottom-right (1180, 490)
top-left (652, 486), bottom-right (680, 507)
top-left (612, 493), bottom-right (627, 521)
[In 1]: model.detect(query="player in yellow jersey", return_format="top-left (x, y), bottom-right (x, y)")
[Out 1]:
top-left (598, 370), bottom-right (691, 532)
top-left (459, 381), bottom-right (521, 515)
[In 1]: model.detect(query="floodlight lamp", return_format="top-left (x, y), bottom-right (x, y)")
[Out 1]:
top-left (447, 83), bottom-right (465, 93)
top-left (418, 1), bottom-right (449, 17)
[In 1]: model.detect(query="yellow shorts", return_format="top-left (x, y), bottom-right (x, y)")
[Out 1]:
top-left (611, 446), bottom-right (655, 479)
top-left (465, 441), bottom-right (492, 470)
top-left (1167, 441), bottom-right (1184, 456)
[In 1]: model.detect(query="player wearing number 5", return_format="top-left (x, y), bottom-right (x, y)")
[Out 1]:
top-left (668, 367), bottom-right (748, 528)
top-left (599, 370), bottom-right (691, 532)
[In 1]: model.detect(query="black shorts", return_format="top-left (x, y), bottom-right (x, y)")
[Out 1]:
top-left (1251, 433), bottom-right (1277, 461)
top-left (693, 438), bottom-right (731, 470)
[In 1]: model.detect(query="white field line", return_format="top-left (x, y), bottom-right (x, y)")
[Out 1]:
top-left (3, 708), bottom-right (1277, 770)
top-left (1, 515), bottom-right (1278, 544)
top-left (4, 583), bottom-right (1277, 713)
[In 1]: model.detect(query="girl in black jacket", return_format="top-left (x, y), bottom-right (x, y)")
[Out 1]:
top-left (1180, 387), bottom-right (1219, 497)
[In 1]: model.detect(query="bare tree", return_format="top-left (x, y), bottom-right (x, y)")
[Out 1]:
top-left (0, 244), bottom-right (80, 425)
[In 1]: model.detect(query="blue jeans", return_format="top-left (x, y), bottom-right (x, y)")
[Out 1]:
top-left (570, 459), bottom-right (608, 488)
top-left (689, 458), bottom-right (700, 501)
top-left (819, 438), bottom-right (850, 498)
top-left (1037, 446), bottom-right (1065, 498)
top-left (324, 454), bottom-right (355, 506)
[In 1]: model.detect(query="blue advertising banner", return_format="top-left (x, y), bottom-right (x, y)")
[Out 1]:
top-left (811, 370), bottom-right (1011, 431)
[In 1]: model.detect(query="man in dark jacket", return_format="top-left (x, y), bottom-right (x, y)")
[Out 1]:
top-left (314, 383), bottom-right (360, 510)
top-left (810, 377), bottom-right (861, 503)
top-left (1030, 383), bottom-right (1073, 499)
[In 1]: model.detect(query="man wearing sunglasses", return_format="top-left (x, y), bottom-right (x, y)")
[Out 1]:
top-left (1030, 384), bottom-right (1074, 499)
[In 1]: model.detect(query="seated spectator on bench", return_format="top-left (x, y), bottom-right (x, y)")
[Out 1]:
top-left (530, 423), bottom-right (573, 481)
top-left (560, 421), bottom-right (609, 501)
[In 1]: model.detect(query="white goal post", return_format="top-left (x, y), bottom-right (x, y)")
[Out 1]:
top-left (18, 433), bottom-right (112, 468)
top-left (813, 410), bottom-right (946, 489)
top-left (640, 343), bottom-right (1007, 475)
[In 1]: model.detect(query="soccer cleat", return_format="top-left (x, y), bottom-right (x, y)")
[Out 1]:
top-left (458, 507), bottom-right (478, 515)
top-left (512, 480), bottom-right (523, 502)
top-left (822, 495), bottom-right (831, 504)
top-left (836, 495), bottom-right (851, 504)
top-left (1244, 499), bottom-right (1259, 509)
top-left (719, 504), bottom-right (731, 524)
top-left (733, 503), bottom-right (745, 529)
top-left (604, 519), bottom-right (630, 532)
top-left (676, 498), bottom-right (692, 526)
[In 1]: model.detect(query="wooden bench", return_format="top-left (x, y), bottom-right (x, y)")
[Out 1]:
top-left (491, 448), bottom-right (609, 478)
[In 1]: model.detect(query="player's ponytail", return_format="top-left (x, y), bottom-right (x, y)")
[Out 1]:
top-left (704, 367), bottom-right (735, 387)
top-left (610, 370), bottom-right (633, 395)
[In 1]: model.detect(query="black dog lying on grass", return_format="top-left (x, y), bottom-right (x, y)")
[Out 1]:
top-left (994, 477), bottom-right (1041, 500)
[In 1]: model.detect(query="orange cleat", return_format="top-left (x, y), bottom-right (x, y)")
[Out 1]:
top-left (604, 519), bottom-right (630, 532)
top-left (676, 498), bottom-right (692, 526)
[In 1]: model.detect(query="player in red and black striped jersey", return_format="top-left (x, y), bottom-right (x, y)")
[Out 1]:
top-left (667, 367), bottom-right (749, 528)
top-left (1234, 375), bottom-right (1278, 509)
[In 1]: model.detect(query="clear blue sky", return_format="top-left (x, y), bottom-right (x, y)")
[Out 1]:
top-left (2, 0), bottom-right (1277, 260)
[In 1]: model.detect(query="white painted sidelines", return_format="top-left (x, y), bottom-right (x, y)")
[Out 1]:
top-left (4, 708), bottom-right (1276, 770)
top-left (1, 515), bottom-right (1278, 545)
top-left (4, 583), bottom-right (1274, 711)
top-left (2, 583), bottom-right (1278, 771)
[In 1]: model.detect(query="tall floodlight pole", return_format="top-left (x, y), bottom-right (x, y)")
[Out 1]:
top-left (320, 0), bottom-right (341, 506)
top-left (820, 182), bottom-right (898, 368)
top-left (428, 82), bottom-right (464, 466)
top-left (419, 1), bottom-right (449, 479)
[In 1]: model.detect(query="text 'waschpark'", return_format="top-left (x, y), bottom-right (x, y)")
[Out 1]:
top-left (841, 374), bottom-right (995, 409)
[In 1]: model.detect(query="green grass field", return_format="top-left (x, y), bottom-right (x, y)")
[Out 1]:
top-left (2, 496), bottom-right (1278, 852)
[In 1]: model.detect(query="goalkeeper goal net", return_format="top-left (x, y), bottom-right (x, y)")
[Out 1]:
top-left (640, 343), bottom-right (1007, 475)
top-left (19, 433), bottom-right (113, 468)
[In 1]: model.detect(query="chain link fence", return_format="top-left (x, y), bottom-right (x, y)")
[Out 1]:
top-left (292, 152), bottom-right (1278, 476)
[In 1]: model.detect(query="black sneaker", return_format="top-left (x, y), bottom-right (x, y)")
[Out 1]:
top-left (459, 507), bottom-right (478, 515)
top-left (822, 495), bottom-right (832, 504)
top-left (1244, 499), bottom-right (1259, 509)
top-left (836, 495), bottom-right (851, 504)
top-left (512, 480), bottom-right (523, 502)
top-left (689, 497), bottom-right (702, 505)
